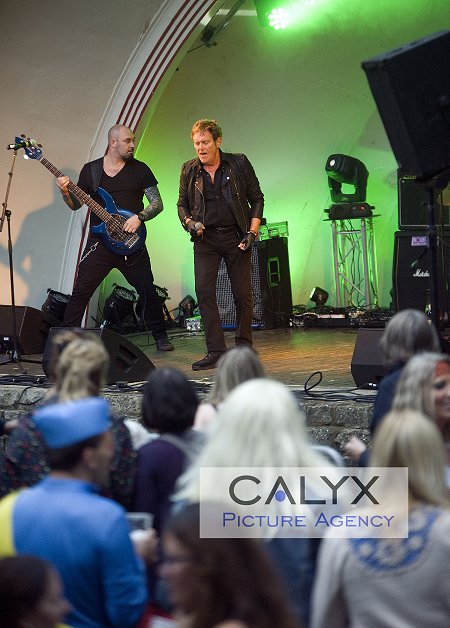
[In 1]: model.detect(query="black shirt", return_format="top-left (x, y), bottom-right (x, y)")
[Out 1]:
top-left (201, 165), bottom-right (236, 228)
top-left (77, 158), bottom-right (157, 227)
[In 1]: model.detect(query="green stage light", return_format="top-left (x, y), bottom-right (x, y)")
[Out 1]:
top-left (255, 1), bottom-right (290, 29)
top-left (268, 7), bottom-right (289, 30)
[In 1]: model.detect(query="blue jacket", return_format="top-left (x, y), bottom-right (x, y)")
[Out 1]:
top-left (12, 477), bottom-right (148, 628)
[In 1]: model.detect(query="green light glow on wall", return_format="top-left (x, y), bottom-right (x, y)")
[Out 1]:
top-left (98, 0), bottom-right (450, 317)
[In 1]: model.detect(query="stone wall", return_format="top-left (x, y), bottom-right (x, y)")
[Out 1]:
top-left (0, 384), bottom-right (373, 452)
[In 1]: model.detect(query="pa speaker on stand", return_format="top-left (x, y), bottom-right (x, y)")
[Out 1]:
top-left (363, 30), bottom-right (450, 329)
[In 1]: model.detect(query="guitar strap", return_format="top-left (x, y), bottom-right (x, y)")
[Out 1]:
top-left (90, 157), bottom-right (103, 193)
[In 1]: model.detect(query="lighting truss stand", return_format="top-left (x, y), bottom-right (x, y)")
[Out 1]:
top-left (330, 216), bottom-right (379, 308)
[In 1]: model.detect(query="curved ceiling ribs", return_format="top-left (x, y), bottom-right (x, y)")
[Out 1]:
top-left (118, 0), bottom-right (217, 131)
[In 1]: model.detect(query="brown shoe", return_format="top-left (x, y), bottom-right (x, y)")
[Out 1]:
top-left (192, 351), bottom-right (224, 371)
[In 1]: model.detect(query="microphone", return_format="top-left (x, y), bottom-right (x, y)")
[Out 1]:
top-left (6, 139), bottom-right (36, 151)
top-left (194, 222), bottom-right (204, 230)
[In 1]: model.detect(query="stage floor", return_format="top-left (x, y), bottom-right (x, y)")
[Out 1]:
top-left (0, 327), bottom-right (359, 390)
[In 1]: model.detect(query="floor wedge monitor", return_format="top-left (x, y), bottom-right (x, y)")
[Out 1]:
top-left (43, 327), bottom-right (155, 384)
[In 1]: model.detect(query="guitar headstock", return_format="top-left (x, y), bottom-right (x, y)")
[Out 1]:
top-left (16, 135), bottom-right (43, 160)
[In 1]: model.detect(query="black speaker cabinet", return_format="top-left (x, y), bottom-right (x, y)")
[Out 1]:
top-left (393, 231), bottom-right (450, 315)
top-left (398, 172), bottom-right (450, 230)
top-left (0, 305), bottom-right (60, 354)
top-left (351, 328), bottom-right (387, 387)
top-left (216, 238), bottom-right (293, 329)
top-left (362, 30), bottom-right (450, 178)
top-left (43, 327), bottom-right (155, 384)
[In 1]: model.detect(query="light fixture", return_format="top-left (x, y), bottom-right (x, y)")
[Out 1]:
top-left (310, 286), bottom-right (329, 307)
top-left (255, 1), bottom-right (289, 29)
top-left (325, 154), bottom-right (373, 219)
top-left (101, 284), bottom-right (137, 331)
top-left (325, 154), bottom-right (369, 204)
top-left (201, 0), bottom-right (246, 47)
top-left (41, 288), bottom-right (71, 322)
top-left (268, 7), bottom-right (288, 29)
top-left (178, 294), bottom-right (196, 319)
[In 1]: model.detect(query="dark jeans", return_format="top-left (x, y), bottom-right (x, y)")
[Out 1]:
top-left (194, 229), bottom-right (253, 353)
top-left (64, 236), bottom-right (166, 338)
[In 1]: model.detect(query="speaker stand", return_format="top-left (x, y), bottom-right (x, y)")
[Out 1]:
top-left (330, 216), bottom-right (379, 308)
top-left (419, 167), bottom-right (450, 330)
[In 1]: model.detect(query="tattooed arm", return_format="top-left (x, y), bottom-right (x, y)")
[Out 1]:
top-left (123, 186), bottom-right (164, 233)
top-left (141, 185), bottom-right (164, 220)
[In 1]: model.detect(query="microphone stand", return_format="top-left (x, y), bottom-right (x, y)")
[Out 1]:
top-left (0, 149), bottom-right (25, 370)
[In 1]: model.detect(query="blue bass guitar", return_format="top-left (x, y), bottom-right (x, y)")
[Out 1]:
top-left (23, 137), bottom-right (146, 256)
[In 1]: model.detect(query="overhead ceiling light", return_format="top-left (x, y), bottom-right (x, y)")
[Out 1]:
top-left (268, 7), bottom-right (289, 30)
top-left (255, 1), bottom-right (289, 29)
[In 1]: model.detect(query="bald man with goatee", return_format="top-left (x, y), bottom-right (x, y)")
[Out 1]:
top-left (56, 125), bottom-right (173, 351)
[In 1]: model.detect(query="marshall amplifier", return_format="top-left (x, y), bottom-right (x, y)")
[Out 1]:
top-left (398, 172), bottom-right (450, 230)
top-left (393, 231), bottom-right (449, 314)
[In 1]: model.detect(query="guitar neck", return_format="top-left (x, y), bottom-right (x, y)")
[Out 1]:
top-left (39, 156), bottom-right (109, 222)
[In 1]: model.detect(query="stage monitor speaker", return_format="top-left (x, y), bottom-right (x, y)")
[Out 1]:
top-left (351, 328), bottom-right (387, 387)
top-left (398, 172), bottom-right (450, 230)
top-left (0, 305), bottom-right (60, 354)
top-left (216, 238), bottom-right (293, 329)
top-left (392, 231), bottom-right (449, 314)
top-left (42, 327), bottom-right (155, 384)
top-left (362, 30), bottom-right (450, 178)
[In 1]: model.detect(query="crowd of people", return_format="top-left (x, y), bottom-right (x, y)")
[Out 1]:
top-left (0, 311), bottom-right (449, 627)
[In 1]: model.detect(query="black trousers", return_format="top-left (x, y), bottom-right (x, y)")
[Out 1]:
top-left (194, 229), bottom-right (253, 353)
top-left (64, 235), bottom-right (166, 338)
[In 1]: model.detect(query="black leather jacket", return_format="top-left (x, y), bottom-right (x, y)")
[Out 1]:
top-left (177, 151), bottom-right (264, 236)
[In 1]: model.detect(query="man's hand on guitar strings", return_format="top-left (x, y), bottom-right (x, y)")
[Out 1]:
top-left (123, 213), bottom-right (141, 233)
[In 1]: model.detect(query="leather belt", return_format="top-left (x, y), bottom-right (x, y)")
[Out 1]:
top-left (208, 225), bottom-right (236, 232)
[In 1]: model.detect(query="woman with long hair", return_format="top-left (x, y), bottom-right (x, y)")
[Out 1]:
top-left (0, 335), bottom-right (136, 507)
top-left (161, 503), bottom-right (298, 628)
top-left (194, 346), bottom-right (266, 430)
top-left (312, 409), bottom-right (450, 628)
top-left (392, 351), bottom-right (450, 473)
top-left (176, 378), bottom-right (332, 626)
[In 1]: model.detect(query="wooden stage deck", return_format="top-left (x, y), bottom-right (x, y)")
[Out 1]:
top-left (0, 326), bottom-right (359, 389)
top-left (0, 327), bottom-right (377, 452)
